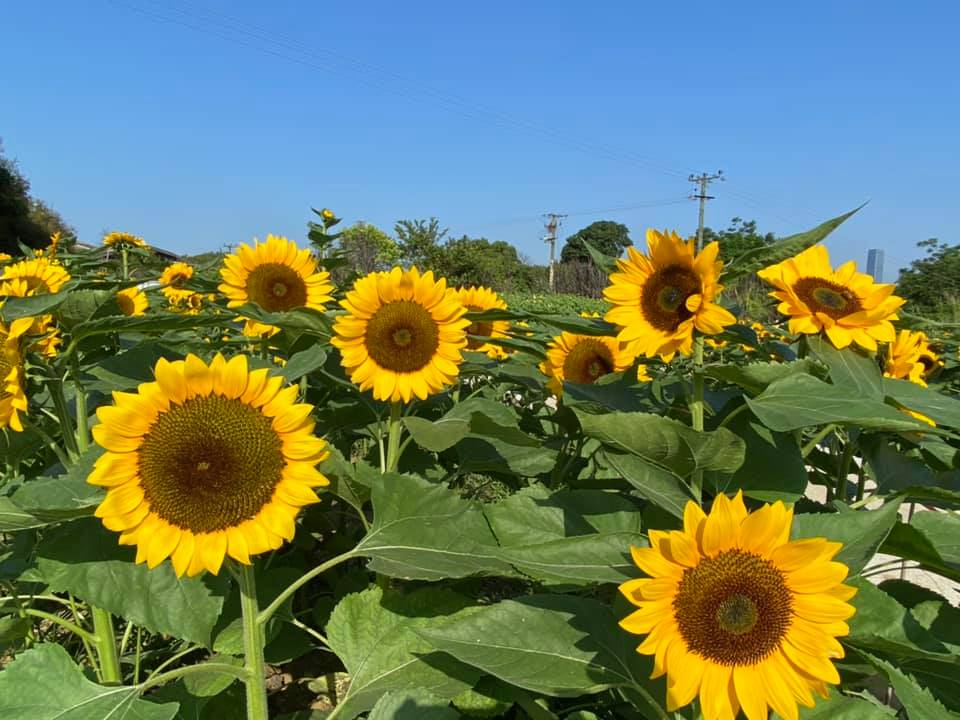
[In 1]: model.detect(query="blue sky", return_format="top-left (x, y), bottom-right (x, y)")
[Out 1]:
top-left (4, 1), bottom-right (957, 278)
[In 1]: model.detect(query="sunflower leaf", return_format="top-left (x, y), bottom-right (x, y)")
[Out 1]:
top-left (0, 643), bottom-right (179, 719)
top-left (34, 518), bottom-right (230, 647)
top-left (807, 336), bottom-right (884, 400)
top-left (791, 500), bottom-right (902, 575)
top-left (325, 586), bottom-right (482, 719)
top-left (367, 690), bottom-right (458, 720)
top-left (418, 594), bottom-right (667, 711)
top-left (721, 205), bottom-right (864, 283)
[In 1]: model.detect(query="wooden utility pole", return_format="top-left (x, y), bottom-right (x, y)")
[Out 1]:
top-left (689, 171), bottom-right (724, 251)
top-left (543, 213), bottom-right (566, 292)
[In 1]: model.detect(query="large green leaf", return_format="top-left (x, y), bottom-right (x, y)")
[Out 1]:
top-left (911, 511), bottom-right (960, 566)
top-left (325, 586), bottom-right (482, 719)
top-left (367, 690), bottom-right (458, 720)
top-left (704, 358), bottom-right (820, 395)
top-left (402, 416), bottom-right (471, 453)
top-left (355, 473), bottom-right (513, 580)
top-left (791, 500), bottom-right (902, 575)
top-left (70, 312), bottom-right (229, 340)
top-left (449, 405), bottom-right (556, 476)
top-left (880, 522), bottom-right (960, 583)
top-left (600, 450), bottom-right (694, 519)
top-left (846, 578), bottom-right (957, 662)
top-left (278, 345), bottom-right (328, 381)
top-left (0, 289), bottom-right (72, 320)
top-left (319, 447), bottom-right (374, 515)
top-left (419, 594), bottom-right (666, 714)
top-left (860, 652), bottom-right (959, 720)
top-left (85, 342), bottom-right (183, 392)
top-left (574, 409), bottom-right (745, 476)
top-left (0, 497), bottom-right (46, 531)
top-left (722, 206), bottom-right (863, 283)
top-left (9, 445), bottom-right (104, 521)
top-left (0, 643), bottom-right (178, 719)
top-left (747, 374), bottom-right (929, 432)
top-left (34, 519), bottom-right (229, 647)
top-left (709, 411), bottom-right (807, 502)
top-left (883, 378), bottom-right (960, 430)
top-left (798, 694), bottom-right (894, 719)
top-left (807, 336), bottom-right (883, 400)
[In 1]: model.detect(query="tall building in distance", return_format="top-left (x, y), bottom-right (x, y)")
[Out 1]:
top-left (866, 249), bottom-right (885, 283)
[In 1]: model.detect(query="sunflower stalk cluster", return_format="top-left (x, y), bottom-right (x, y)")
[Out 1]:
top-left (0, 209), bottom-right (957, 720)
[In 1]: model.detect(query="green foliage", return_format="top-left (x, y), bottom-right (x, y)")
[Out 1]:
top-left (395, 217), bottom-right (448, 268)
top-left (560, 220), bottom-right (631, 264)
top-left (0, 142), bottom-right (73, 255)
top-left (897, 238), bottom-right (960, 320)
top-left (336, 221), bottom-right (400, 276)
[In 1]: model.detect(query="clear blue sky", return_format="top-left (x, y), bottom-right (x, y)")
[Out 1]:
top-left (4, 1), bottom-right (958, 278)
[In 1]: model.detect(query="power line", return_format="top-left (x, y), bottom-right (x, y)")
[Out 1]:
top-left (690, 171), bottom-right (724, 251)
top-left (110, 0), bottom-right (696, 181)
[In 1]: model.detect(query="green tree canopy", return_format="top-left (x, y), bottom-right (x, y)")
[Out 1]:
top-left (701, 217), bottom-right (776, 262)
top-left (560, 221), bottom-right (631, 264)
top-left (1, 142), bottom-right (73, 256)
top-left (435, 235), bottom-right (538, 291)
top-left (896, 238), bottom-right (960, 318)
top-left (339, 221), bottom-right (401, 274)
top-left (395, 217), bottom-right (447, 269)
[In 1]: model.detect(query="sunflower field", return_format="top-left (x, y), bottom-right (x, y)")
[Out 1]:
top-left (0, 207), bottom-right (958, 720)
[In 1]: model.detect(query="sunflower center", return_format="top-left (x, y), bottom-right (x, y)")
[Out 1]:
top-left (563, 341), bottom-right (614, 384)
top-left (640, 266), bottom-right (701, 332)
top-left (365, 300), bottom-right (440, 373)
top-left (674, 549), bottom-right (792, 666)
top-left (0, 354), bottom-right (13, 400)
top-left (793, 277), bottom-right (863, 320)
top-left (137, 394), bottom-right (284, 533)
top-left (117, 294), bottom-right (135, 316)
top-left (246, 263), bottom-right (308, 312)
top-left (715, 594), bottom-right (758, 635)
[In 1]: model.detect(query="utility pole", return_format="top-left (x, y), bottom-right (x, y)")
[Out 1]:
top-left (543, 213), bottom-right (567, 292)
top-left (689, 171), bottom-right (724, 251)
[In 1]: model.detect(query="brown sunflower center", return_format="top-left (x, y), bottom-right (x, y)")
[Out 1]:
top-left (563, 340), bottom-right (614, 384)
top-left (0, 353), bottom-right (13, 400)
top-left (793, 277), bottom-right (862, 320)
top-left (640, 266), bottom-right (701, 332)
top-left (365, 300), bottom-right (440, 372)
top-left (246, 263), bottom-right (307, 312)
top-left (137, 394), bottom-right (285, 533)
top-left (674, 549), bottom-right (792, 666)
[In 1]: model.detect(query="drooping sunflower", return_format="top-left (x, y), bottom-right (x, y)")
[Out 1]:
top-left (539, 332), bottom-right (633, 397)
top-left (757, 245), bottom-right (904, 351)
top-left (331, 266), bottom-right (470, 403)
top-left (0, 256), bottom-right (71, 295)
top-left (0, 318), bottom-right (31, 432)
top-left (604, 230), bottom-right (736, 362)
top-left (117, 286), bottom-right (149, 317)
top-left (454, 285), bottom-right (511, 360)
top-left (884, 329), bottom-right (940, 387)
top-left (159, 261), bottom-right (195, 303)
top-left (219, 235), bottom-right (334, 337)
top-left (620, 492), bottom-right (856, 720)
top-left (103, 231), bottom-right (146, 248)
top-left (89, 353), bottom-right (330, 576)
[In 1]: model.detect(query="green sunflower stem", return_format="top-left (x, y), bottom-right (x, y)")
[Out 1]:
top-left (237, 563), bottom-right (269, 720)
top-left (48, 377), bottom-right (80, 461)
top-left (91, 606), bottom-right (122, 684)
top-left (690, 335), bottom-right (706, 503)
top-left (121, 247), bottom-right (129, 280)
top-left (385, 401), bottom-right (404, 472)
top-left (73, 365), bottom-right (89, 454)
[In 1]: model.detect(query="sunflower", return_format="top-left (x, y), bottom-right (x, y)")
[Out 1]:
top-left (160, 262), bottom-right (194, 288)
top-left (0, 319), bottom-right (31, 432)
top-left (0, 256), bottom-right (71, 295)
top-left (604, 230), bottom-right (736, 362)
top-left (89, 353), bottom-right (330, 576)
top-left (331, 266), bottom-right (470, 403)
top-left (757, 245), bottom-right (904, 351)
top-left (620, 492), bottom-right (856, 720)
top-left (117, 286), bottom-right (149, 317)
top-left (219, 235), bottom-right (334, 337)
top-left (0, 252), bottom-right (12, 265)
top-left (103, 231), bottom-right (146, 248)
top-left (539, 332), bottom-right (633, 397)
top-left (884, 329), bottom-right (941, 387)
top-left (454, 285), bottom-right (511, 360)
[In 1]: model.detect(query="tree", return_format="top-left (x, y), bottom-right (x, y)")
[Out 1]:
top-left (395, 218), bottom-right (447, 268)
top-left (701, 217), bottom-right (776, 262)
top-left (560, 221), bottom-right (631, 264)
top-left (435, 235), bottom-right (536, 291)
top-left (896, 238), bottom-right (960, 318)
top-left (338, 222), bottom-right (400, 275)
top-left (0, 141), bottom-right (73, 255)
